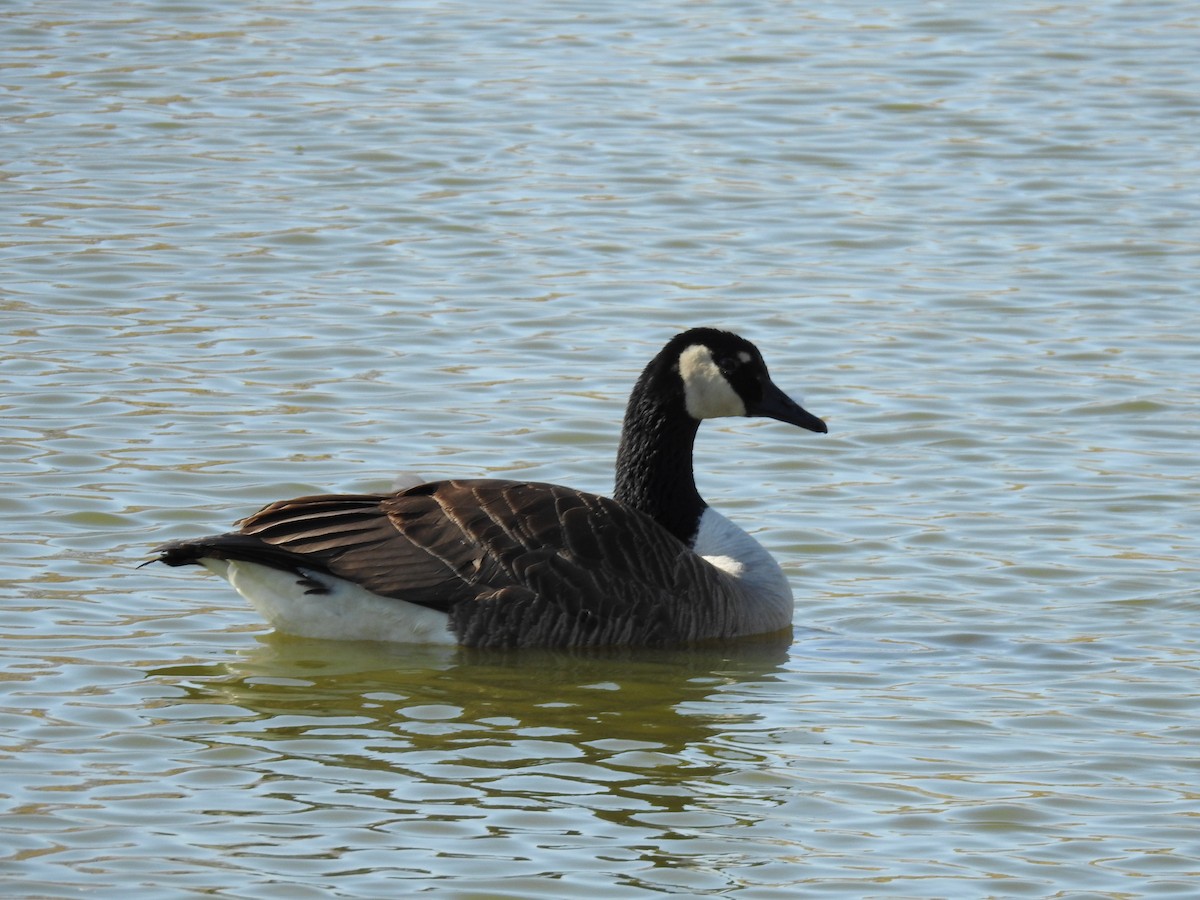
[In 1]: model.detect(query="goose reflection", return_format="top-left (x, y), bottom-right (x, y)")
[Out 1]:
top-left (157, 630), bottom-right (790, 743)
top-left (149, 631), bottom-right (795, 807)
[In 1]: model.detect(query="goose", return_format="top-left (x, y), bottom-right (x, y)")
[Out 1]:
top-left (151, 327), bottom-right (827, 649)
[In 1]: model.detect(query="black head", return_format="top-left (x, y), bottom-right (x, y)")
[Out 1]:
top-left (665, 327), bottom-right (827, 433)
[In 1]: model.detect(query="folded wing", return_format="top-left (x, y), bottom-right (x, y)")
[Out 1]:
top-left (156, 478), bottom-right (730, 647)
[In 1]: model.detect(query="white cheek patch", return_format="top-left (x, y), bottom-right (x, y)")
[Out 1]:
top-left (678, 344), bottom-right (747, 419)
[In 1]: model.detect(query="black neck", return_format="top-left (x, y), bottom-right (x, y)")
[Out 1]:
top-left (612, 362), bottom-right (707, 545)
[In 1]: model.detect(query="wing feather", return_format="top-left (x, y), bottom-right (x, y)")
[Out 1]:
top-left (157, 478), bottom-right (733, 647)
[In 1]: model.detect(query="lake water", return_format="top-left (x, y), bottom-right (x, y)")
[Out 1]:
top-left (3, 0), bottom-right (1198, 896)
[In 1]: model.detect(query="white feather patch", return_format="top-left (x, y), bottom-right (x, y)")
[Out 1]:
top-left (678, 344), bottom-right (746, 420)
top-left (692, 507), bottom-right (791, 610)
top-left (201, 559), bottom-right (456, 644)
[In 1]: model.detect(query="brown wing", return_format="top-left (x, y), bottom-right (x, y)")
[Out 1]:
top-left (234, 483), bottom-right (486, 610)
top-left (157, 478), bottom-right (726, 647)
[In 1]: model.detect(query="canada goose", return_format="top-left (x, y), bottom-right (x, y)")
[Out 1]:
top-left (151, 328), bottom-right (827, 648)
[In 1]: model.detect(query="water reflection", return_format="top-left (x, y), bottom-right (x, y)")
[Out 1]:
top-left (159, 633), bottom-right (790, 746)
top-left (140, 632), bottom-right (799, 885)
top-left (152, 630), bottom-right (793, 749)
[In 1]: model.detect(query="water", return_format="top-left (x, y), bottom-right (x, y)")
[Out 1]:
top-left (3, 0), bottom-right (1198, 896)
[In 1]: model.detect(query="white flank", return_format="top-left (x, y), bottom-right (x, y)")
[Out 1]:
top-left (200, 559), bottom-right (456, 644)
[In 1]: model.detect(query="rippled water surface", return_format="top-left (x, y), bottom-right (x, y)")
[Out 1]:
top-left (4, 0), bottom-right (1199, 896)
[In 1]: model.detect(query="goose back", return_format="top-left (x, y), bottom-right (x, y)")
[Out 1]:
top-left (157, 478), bottom-right (790, 649)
